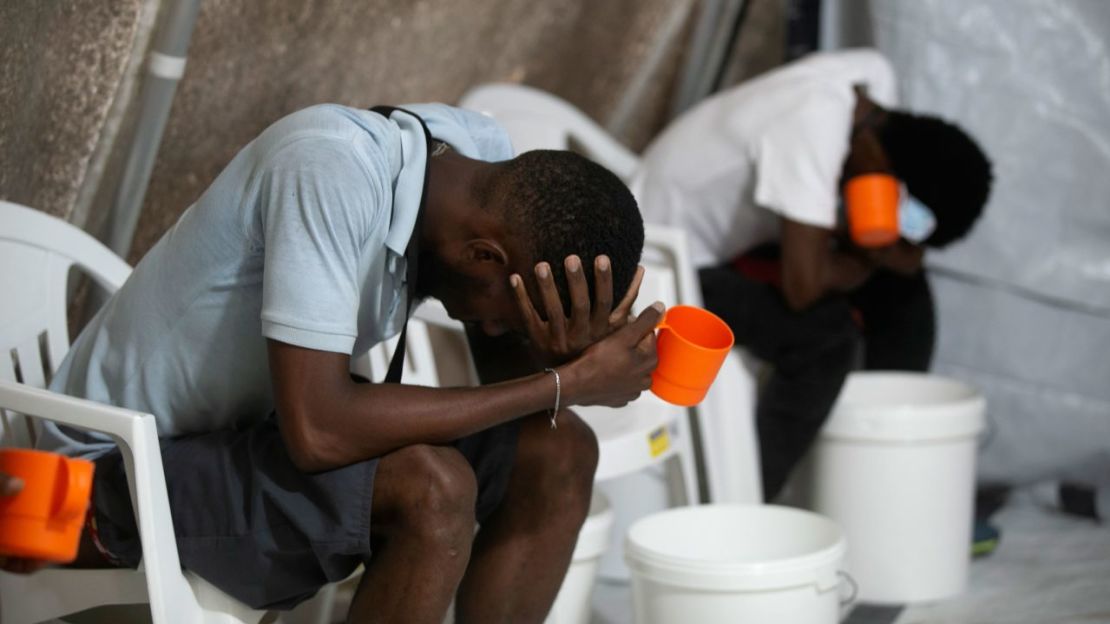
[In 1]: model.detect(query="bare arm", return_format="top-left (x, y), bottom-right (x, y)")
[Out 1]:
top-left (268, 306), bottom-right (660, 473)
top-left (464, 324), bottom-right (541, 384)
top-left (862, 240), bottom-right (924, 276)
top-left (270, 341), bottom-right (555, 471)
top-left (779, 218), bottom-right (876, 311)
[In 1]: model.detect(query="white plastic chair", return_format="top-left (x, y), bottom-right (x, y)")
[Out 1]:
top-left (459, 83), bottom-right (640, 183)
top-left (0, 200), bottom-right (267, 624)
top-left (639, 225), bottom-right (762, 505)
top-left (351, 320), bottom-right (441, 387)
top-left (459, 83), bottom-right (762, 504)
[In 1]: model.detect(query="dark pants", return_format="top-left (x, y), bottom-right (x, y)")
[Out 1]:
top-left (699, 265), bottom-right (935, 501)
top-left (90, 415), bottom-right (519, 610)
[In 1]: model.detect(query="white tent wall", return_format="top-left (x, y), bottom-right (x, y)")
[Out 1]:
top-left (823, 0), bottom-right (1110, 487)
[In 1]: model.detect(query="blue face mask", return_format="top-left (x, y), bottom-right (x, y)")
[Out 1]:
top-left (898, 187), bottom-right (936, 244)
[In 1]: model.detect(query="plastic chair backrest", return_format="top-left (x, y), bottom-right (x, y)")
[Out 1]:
top-left (636, 248), bottom-right (680, 315)
top-left (459, 83), bottom-right (641, 183)
top-left (0, 201), bottom-right (278, 623)
top-left (352, 320), bottom-right (441, 387)
top-left (0, 201), bottom-right (131, 448)
top-left (642, 224), bottom-right (704, 310)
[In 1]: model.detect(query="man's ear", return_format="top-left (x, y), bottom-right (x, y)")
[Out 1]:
top-left (463, 239), bottom-right (509, 266)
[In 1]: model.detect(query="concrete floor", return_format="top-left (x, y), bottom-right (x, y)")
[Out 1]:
top-left (892, 488), bottom-right (1110, 624)
top-left (588, 485), bottom-right (1110, 624)
top-left (52, 485), bottom-right (1109, 624)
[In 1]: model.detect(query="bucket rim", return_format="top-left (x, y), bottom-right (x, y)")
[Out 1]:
top-left (834, 372), bottom-right (982, 409)
top-left (624, 504), bottom-right (846, 587)
top-left (825, 372), bottom-right (986, 442)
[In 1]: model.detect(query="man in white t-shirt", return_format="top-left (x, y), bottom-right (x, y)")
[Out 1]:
top-left (9, 103), bottom-right (660, 622)
top-left (633, 49), bottom-right (993, 500)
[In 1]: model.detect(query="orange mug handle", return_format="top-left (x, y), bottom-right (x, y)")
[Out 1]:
top-left (53, 457), bottom-right (93, 522)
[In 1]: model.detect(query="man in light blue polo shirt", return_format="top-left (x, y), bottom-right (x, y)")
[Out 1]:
top-left (35, 103), bottom-right (657, 622)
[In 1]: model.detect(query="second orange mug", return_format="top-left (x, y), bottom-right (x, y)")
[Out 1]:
top-left (0, 448), bottom-right (94, 563)
top-left (844, 173), bottom-right (900, 248)
top-left (651, 305), bottom-right (735, 407)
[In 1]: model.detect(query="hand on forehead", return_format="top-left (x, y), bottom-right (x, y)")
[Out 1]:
top-left (510, 254), bottom-right (646, 362)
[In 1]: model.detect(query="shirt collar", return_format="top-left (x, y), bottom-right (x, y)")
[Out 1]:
top-left (383, 111), bottom-right (430, 257)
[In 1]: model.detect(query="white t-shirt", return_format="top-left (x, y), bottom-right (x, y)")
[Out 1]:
top-left (42, 103), bottom-right (512, 458)
top-left (632, 49), bottom-right (897, 268)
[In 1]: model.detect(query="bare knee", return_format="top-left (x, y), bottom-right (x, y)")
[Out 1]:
top-left (375, 444), bottom-right (477, 547)
top-left (522, 410), bottom-right (598, 522)
top-left (553, 409), bottom-right (599, 489)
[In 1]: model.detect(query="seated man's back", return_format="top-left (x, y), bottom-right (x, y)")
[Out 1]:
top-left (43, 103), bottom-right (511, 456)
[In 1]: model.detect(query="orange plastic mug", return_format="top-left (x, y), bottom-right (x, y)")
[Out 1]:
top-left (651, 305), bottom-right (735, 407)
top-left (844, 173), bottom-right (900, 248)
top-left (0, 449), bottom-right (94, 563)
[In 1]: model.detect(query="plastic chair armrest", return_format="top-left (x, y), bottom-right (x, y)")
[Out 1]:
top-left (0, 380), bottom-right (202, 621)
top-left (1, 380), bottom-right (151, 441)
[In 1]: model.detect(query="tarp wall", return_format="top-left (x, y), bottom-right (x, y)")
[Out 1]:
top-left (825, 0), bottom-right (1110, 487)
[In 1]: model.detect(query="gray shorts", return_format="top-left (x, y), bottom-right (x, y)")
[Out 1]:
top-left (90, 415), bottom-right (520, 610)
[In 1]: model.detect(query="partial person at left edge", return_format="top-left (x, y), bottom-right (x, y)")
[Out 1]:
top-left (16, 102), bottom-right (658, 624)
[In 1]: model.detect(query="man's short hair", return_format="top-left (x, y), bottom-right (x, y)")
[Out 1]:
top-left (486, 150), bottom-right (645, 314)
top-left (879, 111), bottom-right (994, 248)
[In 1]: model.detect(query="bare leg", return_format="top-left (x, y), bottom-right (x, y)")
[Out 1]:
top-left (455, 409), bottom-right (599, 624)
top-left (348, 444), bottom-right (478, 624)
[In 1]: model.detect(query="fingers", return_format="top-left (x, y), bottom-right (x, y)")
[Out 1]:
top-left (635, 330), bottom-right (659, 377)
top-left (623, 301), bottom-right (665, 342)
top-left (610, 265), bottom-right (645, 327)
top-left (510, 273), bottom-right (544, 338)
top-left (535, 264), bottom-right (568, 350)
top-left (603, 393), bottom-right (639, 408)
top-left (590, 255), bottom-right (614, 333)
top-left (564, 255), bottom-right (591, 346)
top-left (0, 556), bottom-right (47, 574)
top-left (0, 475), bottom-right (23, 497)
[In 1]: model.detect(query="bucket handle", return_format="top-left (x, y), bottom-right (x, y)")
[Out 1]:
top-left (837, 571), bottom-right (859, 607)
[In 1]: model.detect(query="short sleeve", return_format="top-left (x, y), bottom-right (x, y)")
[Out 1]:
top-left (259, 137), bottom-right (381, 354)
top-left (859, 50), bottom-right (898, 107)
top-left (753, 97), bottom-right (851, 229)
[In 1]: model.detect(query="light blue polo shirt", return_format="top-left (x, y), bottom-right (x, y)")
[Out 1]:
top-left (41, 103), bottom-right (512, 458)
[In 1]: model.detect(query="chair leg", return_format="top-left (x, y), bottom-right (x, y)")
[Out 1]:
top-left (666, 419), bottom-right (702, 506)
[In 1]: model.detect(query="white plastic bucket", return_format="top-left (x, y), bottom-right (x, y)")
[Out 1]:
top-left (596, 465), bottom-right (671, 581)
top-left (625, 504), bottom-right (847, 624)
top-left (806, 372), bottom-right (985, 604)
top-left (546, 492), bottom-right (615, 624)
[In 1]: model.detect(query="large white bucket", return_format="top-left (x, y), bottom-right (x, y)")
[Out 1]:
top-left (805, 372), bottom-right (985, 604)
top-left (546, 492), bottom-right (615, 624)
top-left (625, 505), bottom-right (846, 624)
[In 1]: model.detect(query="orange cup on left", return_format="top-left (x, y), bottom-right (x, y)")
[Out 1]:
top-left (0, 449), bottom-right (94, 563)
top-left (651, 305), bottom-right (735, 407)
